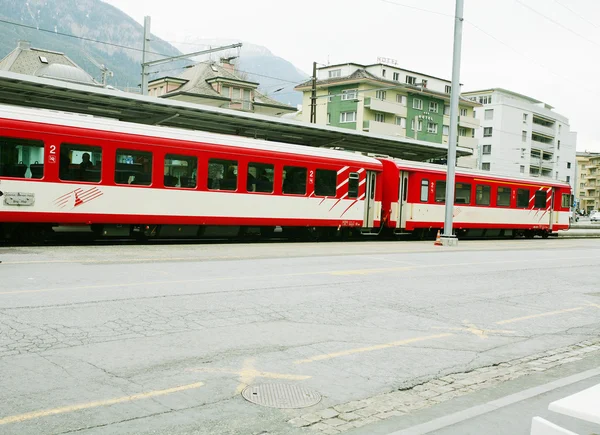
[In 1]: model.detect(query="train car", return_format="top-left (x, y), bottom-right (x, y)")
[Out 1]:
top-left (380, 158), bottom-right (571, 238)
top-left (0, 105), bottom-right (383, 242)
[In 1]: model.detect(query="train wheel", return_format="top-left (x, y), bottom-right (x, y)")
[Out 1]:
top-left (524, 230), bottom-right (534, 239)
top-left (541, 232), bottom-right (550, 239)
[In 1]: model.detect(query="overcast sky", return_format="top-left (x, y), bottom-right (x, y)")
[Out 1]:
top-left (104, 0), bottom-right (600, 151)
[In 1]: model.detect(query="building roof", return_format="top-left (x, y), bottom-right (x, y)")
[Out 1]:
top-left (319, 62), bottom-right (455, 84)
top-left (158, 61), bottom-right (294, 111)
top-left (0, 70), bottom-right (473, 162)
top-left (0, 40), bottom-right (98, 86)
top-left (295, 67), bottom-right (479, 106)
top-left (463, 88), bottom-right (553, 109)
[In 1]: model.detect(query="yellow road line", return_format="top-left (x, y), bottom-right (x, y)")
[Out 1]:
top-left (294, 333), bottom-right (453, 364)
top-left (0, 381), bottom-right (204, 426)
top-left (495, 307), bottom-right (585, 325)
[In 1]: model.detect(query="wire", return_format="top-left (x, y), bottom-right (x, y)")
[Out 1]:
top-left (553, 0), bottom-right (600, 29)
top-left (515, 0), bottom-right (600, 49)
top-left (0, 18), bottom-right (173, 57)
top-left (377, 0), bottom-right (454, 18)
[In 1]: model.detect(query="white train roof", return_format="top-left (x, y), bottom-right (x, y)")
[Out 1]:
top-left (0, 104), bottom-right (382, 167)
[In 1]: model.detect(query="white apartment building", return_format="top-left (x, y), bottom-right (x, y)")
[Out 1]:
top-left (463, 88), bottom-right (577, 186)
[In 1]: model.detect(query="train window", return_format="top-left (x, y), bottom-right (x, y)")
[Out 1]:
top-left (0, 136), bottom-right (44, 179)
top-left (435, 181), bottom-right (446, 203)
top-left (497, 187), bottom-right (511, 207)
top-left (420, 179), bottom-right (429, 202)
top-left (348, 172), bottom-right (359, 198)
top-left (282, 166), bottom-right (307, 195)
top-left (455, 183), bottom-right (471, 204)
top-left (59, 144), bottom-right (102, 183)
top-left (248, 162), bottom-right (274, 193)
top-left (315, 169), bottom-right (337, 196)
top-left (208, 159), bottom-right (238, 191)
top-left (164, 154), bottom-right (197, 188)
top-left (561, 193), bottom-right (570, 208)
top-left (115, 149), bottom-right (153, 186)
top-left (476, 185), bottom-right (491, 206)
top-left (534, 190), bottom-right (547, 208)
top-left (517, 188), bottom-right (529, 208)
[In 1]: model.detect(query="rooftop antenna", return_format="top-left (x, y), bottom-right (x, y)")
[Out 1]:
top-left (83, 51), bottom-right (113, 86)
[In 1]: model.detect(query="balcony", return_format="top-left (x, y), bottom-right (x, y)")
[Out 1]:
top-left (585, 173), bottom-right (598, 179)
top-left (531, 122), bottom-right (556, 138)
top-left (530, 157), bottom-right (554, 169)
top-left (363, 120), bottom-right (406, 137)
top-left (442, 115), bottom-right (480, 130)
top-left (456, 136), bottom-right (478, 149)
top-left (364, 97), bottom-right (407, 116)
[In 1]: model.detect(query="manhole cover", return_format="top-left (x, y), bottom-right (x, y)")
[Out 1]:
top-left (241, 383), bottom-right (321, 409)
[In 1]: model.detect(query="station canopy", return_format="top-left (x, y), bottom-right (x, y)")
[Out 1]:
top-left (0, 71), bottom-right (472, 161)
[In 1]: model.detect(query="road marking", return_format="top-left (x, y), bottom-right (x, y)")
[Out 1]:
top-left (188, 358), bottom-right (310, 394)
top-left (329, 266), bottom-right (412, 275)
top-left (585, 301), bottom-right (600, 309)
top-left (496, 307), bottom-right (585, 325)
top-left (294, 333), bottom-right (453, 365)
top-left (0, 381), bottom-right (204, 426)
top-left (433, 320), bottom-right (515, 339)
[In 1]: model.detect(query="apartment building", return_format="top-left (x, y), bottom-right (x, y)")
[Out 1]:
top-left (463, 88), bottom-right (577, 185)
top-left (294, 63), bottom-right (480, 167)
top-left (575, 152), bottom-right (600, 212)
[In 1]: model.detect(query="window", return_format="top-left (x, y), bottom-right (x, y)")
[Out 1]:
top-left (411, 119), bottom-right (423, 131)
top-left (558, 124), bottom-right (562, 134)
top-left (208, 158), bottom-right (237, 191)
top-left (458, 127), bottom-right (467, 137)
top-left (163, 154), bottom-right (197, 188)
top-left (429, 102), bottom-right (439, 113)
top-left (479, 95), bottom-right (492, 104)
top-left (482, 162), bottom-right (491, 171)
top-left (422, 79), bottom-right (428, 88)
top-left (562, 193), bottom-right (570, 208)
top-left (115, 149), bottom-right (152, 185)
top-left (221, 85), bottom-right (230, 97)
top-left (522, 131), bottom-right (527, 142)
top-left (517, 189), bottom-right (529, 208)
top-left (476, 185), bottom-right (491, 205)
top-left (247, 163), bottom-right (274, 193)
top-left (348, 172), bottom-right (359, 198)
top-left (520, 165), bottom-right (525, 174)
top-left (523, 113), bottom-right (528, 123)
top-left (566, 175), bottom-right (570, 183)
top-left (482, 145), bottom-right (491, 155)
top-left (443, 125), bottom-right (449, 136)
top-left (375, 113), bottom-right (385, 123)
top-left (427, 122), bottom-right (438, 134)
top-left (455, 183), bottom-right (471, 204)
top-left (328, 69), bottom-right (341, 78)
top-left (484, 109), bottom-right (493, 120)
top-left (413, 98), bottom-right (423, 110)
top-left (435, 181), bottom-right (446, 203)
top-left (0, 136), bottom-right (45, 179)
top-left (534, 190), bottom-right (547, 208)
top-left (375, 90), bottom-right (386, 100)
top-left (327, 92), bottom-right (333, 102)
top-left (396, 94), bottom-right (407, 105)
top-left (567, 162), bottom-right (571, 169)
top-left (282, 166), bottom-right (307, 195)
top-left (327, 113), bottom-right (331, 124)
top-left (557, 140), bottom-right (561, 150)
top-left (497, 187), bottom-right (511, 207)
top-left (395, 117), bottom-right (406, 128)
top-left (406, 75), bottom-right (417, 85)
top-left (382, 69), bottom-right (386, 77)
top-left (341, 89), bottom-right (357, 100)
top-left (340, 111), bottom-right (356, 123)
top-left (393, 72), bottom-right (400, 81)
top-left (445, 85), bottom-right (451, 94)
top-left (60, 144), bottom-right (102, 183)
top-left (420, 179), bottom-right (429, 202)
top-left (483, 127), bottom-right (493, 137)
top-left (460, 108), bottom-right (468, 117)
top-left (444, 105), bottom-right (450, 115)
top-left (315, 169), bottom-right (337, 196)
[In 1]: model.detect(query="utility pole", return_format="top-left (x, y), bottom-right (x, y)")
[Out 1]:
top-left (310, 61), bottom-right (317, 123)
top-left (441, 0), bottom-right (464, 246)
top-left (141, 16), bottom-right (151, 95)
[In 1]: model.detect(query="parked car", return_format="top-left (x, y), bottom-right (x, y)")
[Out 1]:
top-left (591, 211), bottom-right (600, 222)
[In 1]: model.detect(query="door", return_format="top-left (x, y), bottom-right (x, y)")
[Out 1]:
top-left (549, 188), bottom-right (556, 230)
top-left (397, 171), bottom-right (409, 228)
top-left (363, 171), bottom-right (376, 228)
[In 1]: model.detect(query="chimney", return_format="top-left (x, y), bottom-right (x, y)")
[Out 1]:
top-left (220, 57), bottom-right (236, 74)
top-left (17, 40), bottom-right (31, 50)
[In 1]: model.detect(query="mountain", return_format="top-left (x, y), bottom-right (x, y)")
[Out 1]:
top-left (0, 0), bottom-right (184, 90)
top-left (159, 38), bottom-right (308, 107)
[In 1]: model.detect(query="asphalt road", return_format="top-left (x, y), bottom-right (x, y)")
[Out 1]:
top-left (0, 238), bottom-right (599, 434)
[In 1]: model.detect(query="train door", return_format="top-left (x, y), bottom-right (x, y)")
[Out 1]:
top-left (549, 187), bottom-right (557, 230)
top-left (397, 171), bottom-right (409, 229)
top-left (363, 171), bottom-right (377, 228)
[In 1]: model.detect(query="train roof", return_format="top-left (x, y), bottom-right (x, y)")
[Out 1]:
top-left (0, 104), bottom-right (383, 168)
top-left (386, 157), bottom-right (571, 188)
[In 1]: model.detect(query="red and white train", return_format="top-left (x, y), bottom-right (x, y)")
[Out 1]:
top-left (0, 104), bottom-right (571, 242)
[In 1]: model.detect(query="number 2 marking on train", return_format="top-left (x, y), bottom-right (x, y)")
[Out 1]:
top-left (48, 145), bottom-right (57, 163)
top-left (49, 145), bottom-right (56, 154)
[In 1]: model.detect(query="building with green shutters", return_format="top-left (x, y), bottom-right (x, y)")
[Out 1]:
top-left (295, 63), bottom-right (480, 166)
